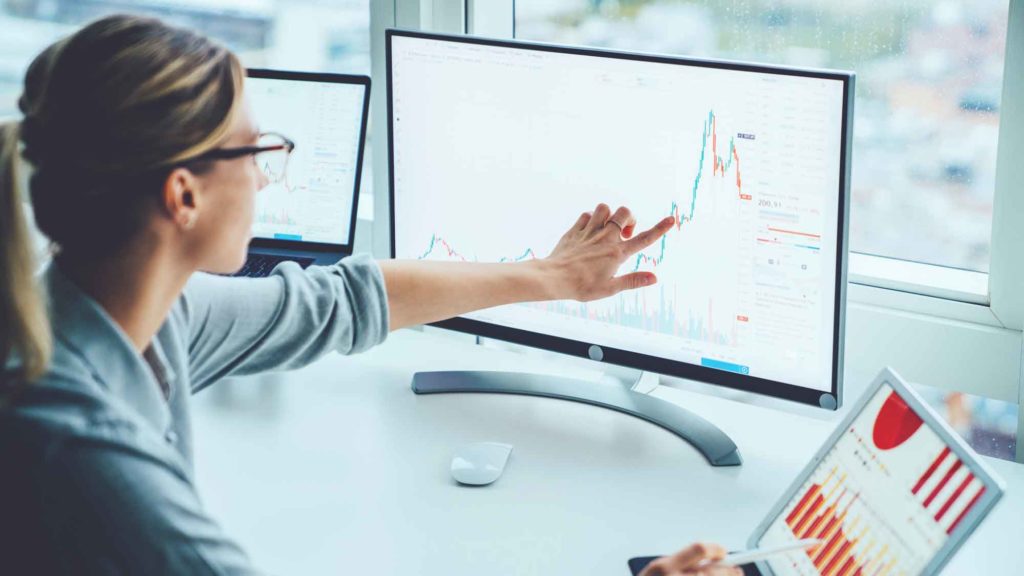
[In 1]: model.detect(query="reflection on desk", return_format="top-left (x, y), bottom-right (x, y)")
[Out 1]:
top-left (193, 329), bottom-right (1024, 575)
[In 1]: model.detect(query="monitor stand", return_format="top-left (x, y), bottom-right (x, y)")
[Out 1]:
top-left (411, 367), bottom-right (742, 467)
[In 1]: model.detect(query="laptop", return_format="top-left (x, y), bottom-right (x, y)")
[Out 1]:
top-left (236, 68), bottom-right (371, 277)
top-left (630, 368), bottom-right (1005, 576)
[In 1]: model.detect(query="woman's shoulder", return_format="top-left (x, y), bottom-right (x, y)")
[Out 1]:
top-left (0, 369), bottom-right (195, 573)
top-left (0, 363), bottom-right (177, 474)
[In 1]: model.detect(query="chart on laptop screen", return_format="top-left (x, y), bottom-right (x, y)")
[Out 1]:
top-left (247, 77), bottom-right (365, 245)
top-left (758, 384), bottom-right (988, 575)
top-left (391, 36), bottom-right (846, 392)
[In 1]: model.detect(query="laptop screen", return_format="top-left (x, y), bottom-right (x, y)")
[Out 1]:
top-left (246, 73), bottom-right (367, 246)
top-left (757, 382), bottom-right (993, 575)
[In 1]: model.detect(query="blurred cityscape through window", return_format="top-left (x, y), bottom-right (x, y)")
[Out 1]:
top-left (517, 0), bottom-right (1011, 272)
top-left (914, 383), bottom-right (1017, 461)
top-left (0, 0), bottom-right (373, 192)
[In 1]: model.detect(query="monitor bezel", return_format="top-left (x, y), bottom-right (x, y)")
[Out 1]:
top-left (245, 68), bottom-right (371, 254)
top-left (747, 367), bottom-right (1005, 576)
top-left (386, 29), bottom-right (853, 408)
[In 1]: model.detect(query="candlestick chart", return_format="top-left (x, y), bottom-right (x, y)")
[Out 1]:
top-left (415, 109), bottom-right (759, 349)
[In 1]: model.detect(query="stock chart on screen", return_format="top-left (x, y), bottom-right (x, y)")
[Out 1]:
top-left (391, 36), bottom-right (846, 392)
top-left (759, 383), bottom-right (990, 575)
top-left (247, 76), bottom-right (365, 244)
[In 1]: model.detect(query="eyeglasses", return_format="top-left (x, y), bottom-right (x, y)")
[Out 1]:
top-left (179, 132), bottom-right (295, 183)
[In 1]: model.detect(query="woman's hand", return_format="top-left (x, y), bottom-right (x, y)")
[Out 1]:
top-left (640, 543), bottom-right (742, 576)
top-left (543, 203), bottom-right (675, 301)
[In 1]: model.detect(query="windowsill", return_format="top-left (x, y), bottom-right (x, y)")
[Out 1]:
top-left (849, 252), bottom-right (989, 306)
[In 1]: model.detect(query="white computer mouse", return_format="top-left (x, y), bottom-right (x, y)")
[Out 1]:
top-left (450, 442), bottom-right (513, 486)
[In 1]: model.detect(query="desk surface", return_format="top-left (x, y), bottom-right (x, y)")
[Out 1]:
top-left (192, 329), bottom-right (1024, 575)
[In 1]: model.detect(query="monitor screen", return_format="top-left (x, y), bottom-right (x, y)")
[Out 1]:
top-left (757, 382), bottom-right (992, 575)
top-left (388, 31), bottom-right (851, 404)
top-left (246, 73), bottom-right (367, 246)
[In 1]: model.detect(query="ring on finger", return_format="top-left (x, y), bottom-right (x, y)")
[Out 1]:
top-left (605, 218), bottom-right (625, 230)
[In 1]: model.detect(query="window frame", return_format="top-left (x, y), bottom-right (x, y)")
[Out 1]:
top-left (371, 0), bottom-right (1024, 462)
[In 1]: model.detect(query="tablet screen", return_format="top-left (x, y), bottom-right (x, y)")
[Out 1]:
top-left (757, 382), bottom-right (993, 575)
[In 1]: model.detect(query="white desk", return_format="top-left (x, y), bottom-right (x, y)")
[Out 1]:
top-left (192, 330), bottom-right (1024, 575)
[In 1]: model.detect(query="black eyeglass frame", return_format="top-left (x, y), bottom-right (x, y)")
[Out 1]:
top-left (177, 131), bottom-right (295, 166)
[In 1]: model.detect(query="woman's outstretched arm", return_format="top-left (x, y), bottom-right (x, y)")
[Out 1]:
top-left (181, 203), bottom-right (671, 388)
top-left (380, 203), bottom-right (675, 331)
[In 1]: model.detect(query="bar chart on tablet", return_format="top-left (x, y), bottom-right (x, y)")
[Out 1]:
top-left (760, 384), bottom-right (988, 575)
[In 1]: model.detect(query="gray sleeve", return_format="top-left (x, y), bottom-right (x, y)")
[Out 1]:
top-left (181, 254), bottom-right (390, 393)
top-left (49, 429), bottom-right (261, 576)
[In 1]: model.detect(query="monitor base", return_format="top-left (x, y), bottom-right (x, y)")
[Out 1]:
top-left (411, 370), bottom-right (742, 467)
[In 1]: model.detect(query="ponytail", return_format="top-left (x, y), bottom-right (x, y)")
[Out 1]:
top-left (0, 121), bottom-right (51, 385)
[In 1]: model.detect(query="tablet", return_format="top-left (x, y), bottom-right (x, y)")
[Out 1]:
top-left (747, 368), bottom-right (1004, 576)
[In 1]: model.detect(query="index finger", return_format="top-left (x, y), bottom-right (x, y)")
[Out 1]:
top-left (623, 215), bottom-right (675, 255)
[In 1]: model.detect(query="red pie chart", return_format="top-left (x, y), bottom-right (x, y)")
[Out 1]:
top-left (872, 391), bottom-right (924, 450)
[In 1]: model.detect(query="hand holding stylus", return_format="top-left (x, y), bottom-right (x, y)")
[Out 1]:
top-left (639, 542), bottom-right (742, 576)
top-left (641, 539), bottom-right (825, 575)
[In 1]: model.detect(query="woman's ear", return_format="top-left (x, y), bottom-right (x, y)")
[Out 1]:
top-left (163, 167), bottom-right (201, 230)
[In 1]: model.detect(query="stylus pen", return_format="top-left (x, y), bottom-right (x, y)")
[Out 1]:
top-left (712, 539), bottom-right (824, 567)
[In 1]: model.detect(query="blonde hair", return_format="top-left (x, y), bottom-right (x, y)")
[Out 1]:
top-left (1, 14), bottom-right (245, 385)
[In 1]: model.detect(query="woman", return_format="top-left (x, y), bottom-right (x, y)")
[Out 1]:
top-left (0, 15), bottom-right (738, 576)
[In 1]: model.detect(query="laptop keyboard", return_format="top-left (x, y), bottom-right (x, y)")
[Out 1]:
top-left (233, 254), bottom-right (315, 278)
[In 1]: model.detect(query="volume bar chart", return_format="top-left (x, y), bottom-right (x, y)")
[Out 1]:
top-left (528, 289), bottom-right (739, 346)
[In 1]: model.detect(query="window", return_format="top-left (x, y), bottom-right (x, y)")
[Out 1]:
top-left (1, 0), bottom-right (374, 235)
top-left (515, 0), bottom-right (1011, 273)
top-left (915, 383), bottom-right (1018, 460)
top-left (0, 0), bottom-right (372, 174)
top-left (2, 1), bottom-right (371, 114)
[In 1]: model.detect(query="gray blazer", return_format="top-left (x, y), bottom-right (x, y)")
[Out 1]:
top-left (0, 255), bottom-right (390, 574)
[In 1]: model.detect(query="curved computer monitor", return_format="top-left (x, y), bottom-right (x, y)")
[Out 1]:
top-left (386, 30), bottom-right (852, 413)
